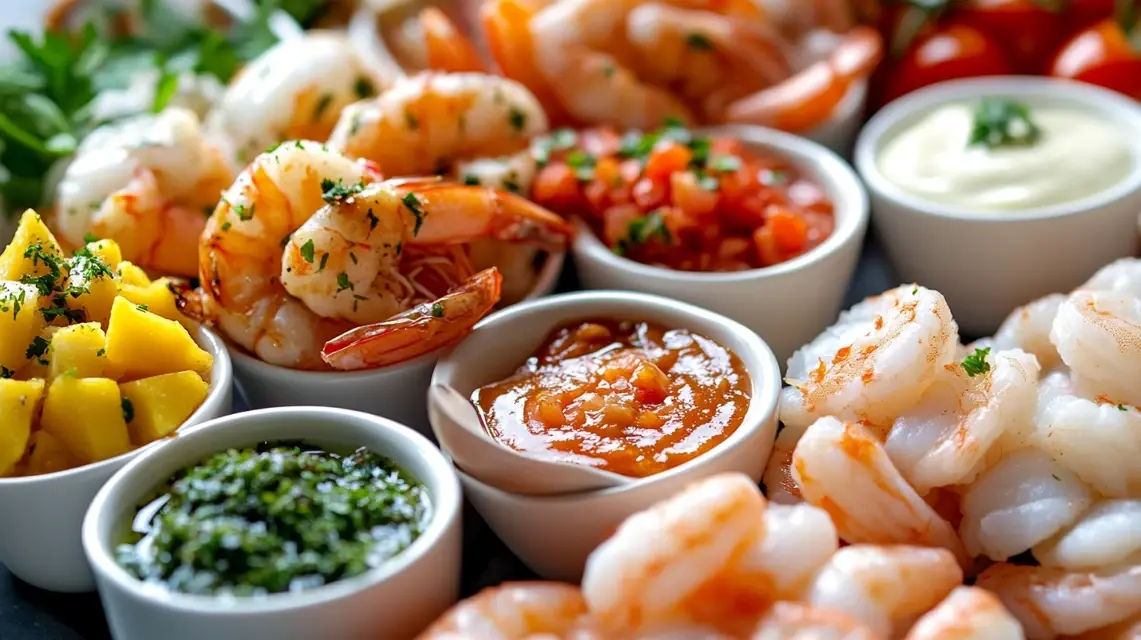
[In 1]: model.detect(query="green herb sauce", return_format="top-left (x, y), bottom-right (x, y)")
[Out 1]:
top-left (116, 442), bottom-right (430, 597)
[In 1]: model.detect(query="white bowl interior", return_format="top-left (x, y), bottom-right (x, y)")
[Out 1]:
top-left (84, 406), bottom-right (460, 614)
top-left (432, 290), bottom-right (781, 491)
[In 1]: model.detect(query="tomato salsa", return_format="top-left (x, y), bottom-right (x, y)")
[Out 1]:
top-left (470, 319), bottom-right (751, 478)
top-left (528, 125), bottom-right (835, 272)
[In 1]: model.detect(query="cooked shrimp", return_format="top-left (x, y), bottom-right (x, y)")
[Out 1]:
top-left (903, 586), bottom-right (1024, 640)
top-left (804, 545), bottom-right (962, 638)
top-left (976, 561), bottom-right (1141, 639)
top-left (781, 285), bottom-right (959, 429)
top-left (1079, 256), bottom-right (1141, 299)
top-left (1033, 500), bottom-right (1141, 570)
top-left (762, 423), bottom-right (808, 505)
top-left (53, 107), bottom-right (234, 277)
top-left (991, 294), bottom-right (1065, 372)
top-left (580, 473), bottom-right (766, 633)
top-left (721, 26), bottom-right (882, 132)
top-left (791, 417), bottom-right (971, 568)
top-left (529, 0), bottom-right (696, 128)
top-left (383, 6), bottom-right (487, 73)
top-left (1034, 394), bottom-right (1141, 498)
top-left (959, 449), bottom-right (1094, 562)
top-left (735, 502), bottom-right (839, 601)
top-left (750, 602), bottom-right (879, 639)
top-left (884, 349), bottom-right (1040, 495)
top-left (1050, 290), bottom-right (1141, 407)
top-left (480, 0), bottom-right (570, 124)
top-left (206, 31), bottom-right (384, 164)
top-left (328, 72), bottom-right (548, 175)
top-left (416, 582), bottom-right (592, 639)
top-left (1064, 614), bottom-right (1141, 639)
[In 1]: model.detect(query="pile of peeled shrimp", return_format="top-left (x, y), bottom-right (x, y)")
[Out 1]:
top-left (419, 472), bottom-right (1018, 639)
top-left (767, 256), bottom-right (1141, 640)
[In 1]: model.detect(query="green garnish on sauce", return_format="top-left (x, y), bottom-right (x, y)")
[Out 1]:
top-left (115, 443), bottom-right (430, 597)
top-left (615, 209), bottom-right (672, 256)
top-left (968, 99), bottom-right (1041, 149)
top-left (961, 347), bottom-right (992, 377)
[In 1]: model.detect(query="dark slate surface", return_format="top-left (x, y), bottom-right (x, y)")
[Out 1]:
top-left (0, 236), bottom-right (898, 640)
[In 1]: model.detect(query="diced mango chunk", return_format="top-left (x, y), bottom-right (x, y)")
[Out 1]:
top-left (48, 322), bottom-right (107, 380)
top-left (40, 376), bottom-right (131, 464)
top-left (118, 278), bottom-right (194, 331)
top-left (65, 247), bottom-right (119, 327)
top-left (0, 210), bottom-right (65, 281)
top-left (23, 431), bottom-right (80, 476)
top-left (115, 261), bottom-right (150, 287)
top-left (0, 281), bottom-right (46, 374)
top-left (105, 297), bottom-right (211, 381)
top-left (84, 239), bottom-right (122, 270)
top-left (0, 378), bottom-right (44, 476)
top-left (120, 371), bottom-right (208, 446)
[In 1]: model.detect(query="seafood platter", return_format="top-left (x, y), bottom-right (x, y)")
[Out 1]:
top-left (3, 0), bottom-right (1141, 638)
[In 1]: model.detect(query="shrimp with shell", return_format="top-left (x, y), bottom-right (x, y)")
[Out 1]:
top-left (53, 107), bottom-right (235, 277)
top-left (414, 582), bottom-right (595, 639)
top-left (355, 3), bottom-right (487, 76)
top-left (178, 140), bottom-right (572, 371)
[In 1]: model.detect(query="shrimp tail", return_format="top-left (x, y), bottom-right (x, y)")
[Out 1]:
top-left (321, 267), bottom-right (503, 370)
top-left (171, 278), bottom-right (209, 324)
top-left (419, 6), bottom-right (488, 73)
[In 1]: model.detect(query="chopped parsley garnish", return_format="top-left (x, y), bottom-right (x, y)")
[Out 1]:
top-left (695, 172), bottom-right (719, 191)
top-left (708, 154), bottom-right (742, 173)
top-left (348, 252), bottom-right (358, 265)
top-left (299, 239), bottom-right (315, 263)
top-left (354, 76), bottom-right (374, 99)
top-left (685, 33), bottom-right (714, 50)
top-left (531, 128), bottom-right (578, 167)
top-left (615, 210), bottom-right (672, 256)
top-left (366, 208), bottom-right (379, 230)
top-left (221, 221), bottom-right (232, 231)
top-left (463, 174), bottom-right (480, 186)
top-left (136, 303), bottom-right (148, 312)
top-left (318, 253), bottom-right (329, 272)
top-left (121, 397), bottom-right (135, 423)
top-left (565, 150), bottom-right (596, 182)
top-left (431, 302), bottom-right (444, 318)
top-left (402, 192), bottom-right (425, 235)
top-left (405, 110), bottom-right (419, 130)
top-left (508, 108), bottom-right (526, 132)
top-left (0, 366), bottom-right (12, 379)
top-left (233, 203), bottom-right (255, 221)
top-left (84, 232), bottom-right (100, 244)
top-left (321, 178), bottom-right (366, 203)
top-left (961, 347), bottom-right (992, 377)
top-left (336, 272), bottom-right (353, 292)
top-left (968, 99), bottom-right (1041, 149)
top-left (313, 93), bottom-right (334, 121)
top-left (26, 336), bottom-right (51, 362)
top-left (1119, 404), bottom-right (1128, 411)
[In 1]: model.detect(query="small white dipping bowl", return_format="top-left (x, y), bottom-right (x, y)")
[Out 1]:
top-left (82, 407), bottom-right (462, 640)
top-left (0, 326), bottom-right (232, 593)
top-left (856, 76), bottom-right (1141, 335)
top-left (230, 250), bottom-right (565, 432)
top-left (431, 291), bottom-right (781, 581)
top-left (572, 125), bottom-right (868, 367)
top-left (805, 78), bottom-right (868, 155)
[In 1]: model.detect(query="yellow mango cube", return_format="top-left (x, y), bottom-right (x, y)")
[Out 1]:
top-left (119, 278), bottom-right (195, 332)
top-left (0, 210), bottom-right (65, 281)
top-left (65, 247), bottom-right (119, 327)
top-left (120, 371), bottom-right (208, 446)
top-left (84, 239), bottom-right (122, 270)
top-left (0, 378), bottom-right (45, 476)
top-left (40, 376), bottom-right (131, 464)
top-left (105, 297), bottom-right (212, 381)
top-left (0, 281), bottom-right (47, 375)
top-left (115, 261), bottom-right (150, 287)
top-left (23, 430), bottom-right (80, 476)
top-left (48, 322), bottom-right (107, 380)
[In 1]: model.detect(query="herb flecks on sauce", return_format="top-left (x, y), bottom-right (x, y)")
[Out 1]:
top-left (115, 443), bottom-right (430, 597)
top-left (968, 99), bottom-right (1041, 150)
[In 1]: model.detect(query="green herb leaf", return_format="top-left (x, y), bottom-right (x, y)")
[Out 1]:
top-left (299, 239), bottom-right (315, 263)
top-left (121, 397), bottom-right (135, 423)
top-left (402, 192), bottom-right (425, 235)
top-left (968, 99), bottom-right (1041, 149)
top-left (431, 302), bottom-right (444, 318)
top-left (961, 347), bottom-right (992, 377)
top-left (685, 33), bottom-right (714, 50)
top-left (615, 209), bottom-right (672, 255)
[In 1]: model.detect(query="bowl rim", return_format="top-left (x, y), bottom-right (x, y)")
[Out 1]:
top-left (81, 406), bottom-right (462, 614)
top-left (570, 124), bottom-right (869, 284)
top-left (854, 75), bottom-right (1141, 223)
top-left (222, 248), bottom-right (568, 380)
top-left (0, 324), bottom-right (233, 486)
top-left (430, 289), bottom-right (782, 500)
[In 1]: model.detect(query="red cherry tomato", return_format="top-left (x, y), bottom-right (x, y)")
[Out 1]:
top-left (1050, 18), bottom-right (1141, 100)
top-left (1064, 0), bottom-right (1118, 31)
top-left (957, 0), bottom-right (1067, 73)
top-left (884, 23), bottom-right (1014, 102)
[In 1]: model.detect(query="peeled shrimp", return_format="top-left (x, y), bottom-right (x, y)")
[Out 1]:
top-left (328, 72), bottom-right (548, 175)
top-left (804, 544), bottom-right (962, 638)
top-left (780, 285), bottom-right (959, 430)
top-left (884, 349), bottom-right (1040, 495)
top-left (1050, 290), bottom-right (1141, 407)
top-left (53, 107), bottom-right (234, 277)
top-left (976, 561), bottom-right (1141, 639)
top-left (1033, 499), bottom-right (1141, 570)
top-left (1079, 256), bottom-right (1141, 299)
top-left (1034, 394), bottom-right (1141, 498)
top-left (959, 449), bottom-right (1093, 562)
top-left (206, 31), bottom-right (384, 164)
top-left (750, 602), bottom-right (879, 639)
top-left (791, 417), bottom-right (970, 568)
top-left (735, 502), bottom-right (839, 601)
top-left (761, 423), bottom-right (808, 505)
top-left (581, 473), bottom-right (766, 633)
top-left (1064, 614), bottom-right (1141, 639)
top-left (415, 582), bottom-right (592, 639)
top-left (903, 586), bottom-right (1024, 640)
top-left (380, 5), bottom-right (487, 73)
top-left (991, 294), bottom-right (1065, 372)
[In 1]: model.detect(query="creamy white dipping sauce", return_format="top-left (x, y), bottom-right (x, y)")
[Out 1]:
top-left (877, 101), bottom-right (1133, 211)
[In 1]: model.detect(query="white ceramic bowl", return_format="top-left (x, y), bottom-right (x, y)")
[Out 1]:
top-left (856, 76), bottom-right (1141, 335)
top-left (572, 125), bottom-right (868, 367)
top-left (430, 290), bottom-right (781, 581)
top-left (0, 326), bottom-right (232, 593)
top-left (230, 250), bottom-right (565, 432)
top-left (83, 406), bottom-right (462, 640)
top-left (806, 78), bottom-right (868, 155)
